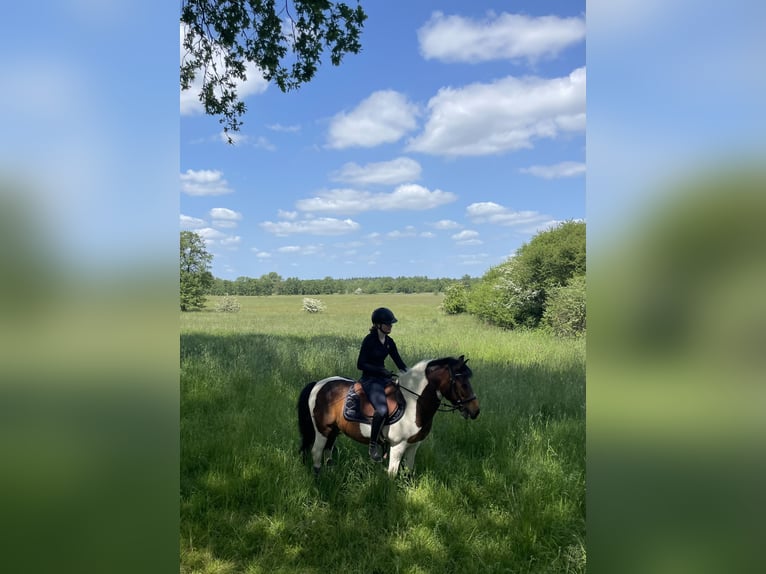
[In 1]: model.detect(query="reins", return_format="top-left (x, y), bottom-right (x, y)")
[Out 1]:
top-left (399, 365), bottom-right (475, 414)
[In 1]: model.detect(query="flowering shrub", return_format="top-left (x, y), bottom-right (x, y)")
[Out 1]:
top-left (215, 294), bottom-right (241, 313)
top-left (302, 297), bottom-right (326, 313)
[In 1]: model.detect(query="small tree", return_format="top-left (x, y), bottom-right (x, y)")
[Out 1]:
top-left (441, 282), bottom-right (468, 314)
top-left (180, 231), bottom-right (213, 311)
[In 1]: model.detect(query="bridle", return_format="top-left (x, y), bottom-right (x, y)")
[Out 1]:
top-left (400, 364), bottom-right (476, 414)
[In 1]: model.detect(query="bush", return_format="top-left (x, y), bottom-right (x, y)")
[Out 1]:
top-left (466, 221), bottom-right (585, 329)
top-left (215, 294), bottom-right (241, 313)
top-left (302, 297), bottom-right (326, 313)
top-left (441, 282), bottom-right (468, 314)
top-left (467, 261), bottom-right (540, 329)
top-left (543, 274), bottom-right (586, 336)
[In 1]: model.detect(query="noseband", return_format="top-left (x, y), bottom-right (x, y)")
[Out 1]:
top-left (440, 365), bottom-right (477, 412)
top-left (404, 363), bottom-right (475, 413)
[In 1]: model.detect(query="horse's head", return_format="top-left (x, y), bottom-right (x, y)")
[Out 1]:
top-left (426, 355), bottom-right (480, 420)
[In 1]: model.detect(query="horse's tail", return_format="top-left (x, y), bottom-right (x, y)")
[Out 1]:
top-left (297, 381), bottom-right (317, 462)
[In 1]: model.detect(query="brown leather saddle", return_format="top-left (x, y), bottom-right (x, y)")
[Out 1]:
top-left (343, 381), bottom-right (406, 425)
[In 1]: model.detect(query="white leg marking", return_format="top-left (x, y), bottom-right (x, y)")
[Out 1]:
top-left (311, 434), bottom-right (327, 471)
top-left (387, 442), bottom-right (408, 476)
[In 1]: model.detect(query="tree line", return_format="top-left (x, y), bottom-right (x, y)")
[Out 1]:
top-left (206, 273), bottom-right (475, 297)
top-left (181, 221), bottom-right (586, 336)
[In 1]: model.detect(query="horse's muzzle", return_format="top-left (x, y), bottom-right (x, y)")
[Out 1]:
top-left (461, 402), bottom-right (480, 420)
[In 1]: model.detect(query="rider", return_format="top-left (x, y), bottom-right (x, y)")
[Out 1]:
top-left (357, 307), bottom-right (408, 462)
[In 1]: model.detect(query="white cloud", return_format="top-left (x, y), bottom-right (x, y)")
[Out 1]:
top-left (520, 161), bottom-right (586, 179)
top-left (452, 230), bottom-right (480, 241)
top-left (418, 12), bottom-right (585, 64)
top-left (431, 219), bottom-right (462, 230)
top-left (218, 131), bottom-right (249, 145)
top-left (210, 207), bottom-right (243, 228)
top-left (388, 226), bottom-right (418, 239)
top-left (210, 207), bottom-right (241, 220)
top-left (466, 201), bottom-right (554, 232)
top-left (326, 90), bottom-right (419, 149)
top-left (277, 244), bottom-right (324, 256)
top-left (180, 24), bottom-right (269, 116)
top-left (277, 210), bottom-right (298, 220)
top-left (331, 157), bottom-right (422, 186)
top-left (407, 67), bottom-right (586, 157)
top-left (180, 169), bottom-right (234, 196)
top-left (452, 230), bottom-right (484, 246)
top-left (194, 227), bottom-right (240, 250)
top-left (296, 184), bottom-right (456, 215)
top-left (180, 214), bottom-right (206, 229)
top-left (260, 217), bottom-right (361, 236)
top-left (267, 123), bottom-right (301, 133)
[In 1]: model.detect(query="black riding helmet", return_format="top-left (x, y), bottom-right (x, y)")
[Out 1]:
top-left (371, 307), bottom-right (398, 325)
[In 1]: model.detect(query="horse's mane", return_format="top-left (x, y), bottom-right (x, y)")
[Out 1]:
top-left (398, 357), bottom-right (472, 392)
top-left (425, 356), bottom-right (473, 377)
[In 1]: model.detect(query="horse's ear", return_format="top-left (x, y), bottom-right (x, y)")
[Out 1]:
top-left (457, 354), bottom-right (465, 366)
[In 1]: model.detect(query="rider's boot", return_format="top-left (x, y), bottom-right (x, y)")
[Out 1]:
top-left (369, 413), bottom-right (385, 462)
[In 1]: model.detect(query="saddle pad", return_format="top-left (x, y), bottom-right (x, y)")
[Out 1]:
top-left (343, 382), bottom-right (406, 425)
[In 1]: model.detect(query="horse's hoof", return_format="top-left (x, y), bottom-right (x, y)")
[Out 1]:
top-left (313, 466), bottom-right (321, 476)
top-left (326, 458), bottom-right (335, 466)
top-left (369, 444), bottom-right (383, 462)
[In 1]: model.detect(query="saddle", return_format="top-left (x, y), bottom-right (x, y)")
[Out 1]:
top-left (343, 381), bottom-right (406, 425)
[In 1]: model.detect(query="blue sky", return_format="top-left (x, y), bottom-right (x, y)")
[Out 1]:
top-left (180, 1), bottom-right (585, 280)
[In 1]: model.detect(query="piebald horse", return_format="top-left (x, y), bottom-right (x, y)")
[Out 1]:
top-left (297, 355), bottom-right (479, 476)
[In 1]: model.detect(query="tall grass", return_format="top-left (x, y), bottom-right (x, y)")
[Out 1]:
top-left (181, 294), bottom-right (585, 573)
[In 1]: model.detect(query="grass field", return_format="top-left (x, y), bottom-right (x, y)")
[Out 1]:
top-left (181, 294), bottom-right (585, 573)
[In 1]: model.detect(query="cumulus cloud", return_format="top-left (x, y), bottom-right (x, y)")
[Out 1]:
top-left (520, 161), bottom-right (586, 179)
top-left (180, 24), bottom-right (269, 116)
top-left (210, 207), bottom-right (243, 228)
top-left (277, 210), bottom-right (298, 220)
top-left (388, 226), bottom-right (418, 239)
top-left (466, 201), bottom-right (555, 232)
top-left (330, 157), bottom-right (422, 186)
top-left (452, 229), bottom-right (483, 245)
top-left (260, 217), bottom-right (361, 236)
top-left (180, 214), bottom-right (206, 229)
top-left (407, 67), bottom-right (585, 157)
top-left (180, 169), bottom-right (234, 196)
top-left (452, 230), bottom-right (480, 241)
top-left (194, 226), bottom-right (241, 250)
top-left (431, 219), bottom-right (462, 230)
top-left (326, 90), bottom-right (419, 149)
top-left (418, 12), bottom-right (585, 64)
top-left (277, 244), bottom-right (324, 255)
top-left (296, 184), bottom-right (456, 215)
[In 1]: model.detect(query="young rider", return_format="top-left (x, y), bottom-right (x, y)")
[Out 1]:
top-left (356, 307), bottom-right (408, 462)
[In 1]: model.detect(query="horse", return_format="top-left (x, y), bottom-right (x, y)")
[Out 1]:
top-left (297, 355), bottom-right (480, 476)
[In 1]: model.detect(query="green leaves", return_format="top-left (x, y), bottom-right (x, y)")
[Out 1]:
top-left (468, 221), bottom-right (586, 331)
top-left (180, 231), bottom-right (214, 311)
top-left (181, 0), bottom-right (367, 138)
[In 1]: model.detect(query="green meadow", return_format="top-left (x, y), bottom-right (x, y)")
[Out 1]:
top-left (181, 294), bottom-right (585, 573)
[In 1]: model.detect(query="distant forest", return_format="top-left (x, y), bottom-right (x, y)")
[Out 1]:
top-left (207, 273), bottom-right (477, 296)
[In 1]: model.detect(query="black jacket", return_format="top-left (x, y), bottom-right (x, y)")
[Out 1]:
top-left (356, 332), bottom-right (407, 379)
